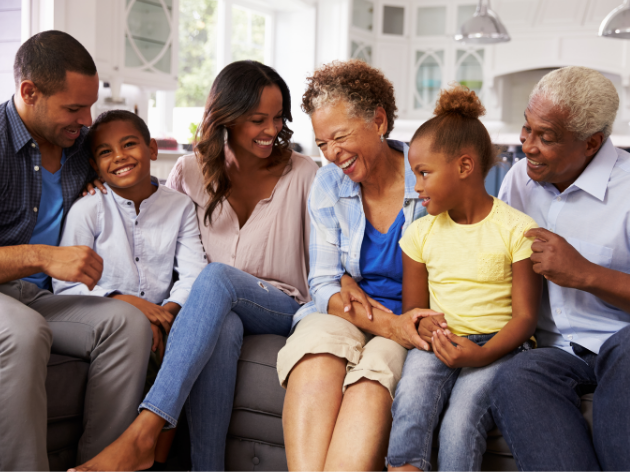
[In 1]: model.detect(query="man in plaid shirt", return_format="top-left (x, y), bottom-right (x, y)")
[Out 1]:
top-left (0, 31), bottom-right (152, 471)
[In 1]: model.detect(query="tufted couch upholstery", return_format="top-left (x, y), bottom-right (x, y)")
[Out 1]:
top-left (45, 335), bottom-right (594, 471)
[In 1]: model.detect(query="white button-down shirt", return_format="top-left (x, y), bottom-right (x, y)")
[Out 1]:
top-left (499, 138), bottom-right (630, 355)
top-left (53, 179), bottom-right (207, 307)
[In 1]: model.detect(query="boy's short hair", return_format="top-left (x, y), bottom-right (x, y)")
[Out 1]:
top-left (14, 30), bottom-right (97, 96)
top-left (87, 110), bottom-right (152, 152)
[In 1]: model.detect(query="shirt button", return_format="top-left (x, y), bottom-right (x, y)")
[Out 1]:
top-left (33, 207), bottom-right (38, 213)
top-left (31, 142), bottom-right (36, 148)
top-left (140, 291), bottom-right (145, 296)
top-left (203, 255), bottom-right (207, 259)
top-left (556, 308), bottom-right (561, 314)
top-left (556, 196), bottom-right (561, 202)
top-left (568, 334), bottom-right (573, 340)
top-left (135, 257), bottom-right (139, 261)
top-left (34, 165), bottom-right (40, 171)
top-left (135, 221), bottom-right (138, 226)
top-left (252, 457), bottom-right (260, 465)
top-left (127, 202), bottom-right (132, 205)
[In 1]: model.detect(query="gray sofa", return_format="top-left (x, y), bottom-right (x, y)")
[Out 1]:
top-left (46, 335), bottom-right (594, 471)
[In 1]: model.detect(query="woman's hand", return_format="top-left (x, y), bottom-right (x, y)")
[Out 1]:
top-left (81, 178), bottom-right (107, 196)
top-left (432, 329), bottom-right (489, 368)
top-left (390, 308), bottom-right (442, 350)
top-left (418, 314), bottom-right (449, 348)
top-left (340, 274), bottom-right (392, 321)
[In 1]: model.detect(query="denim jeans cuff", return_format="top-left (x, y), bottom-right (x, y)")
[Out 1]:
top-left (386, 456), bottom-right (432, 471)
top-left (138, 401), bottom-right (178, 430)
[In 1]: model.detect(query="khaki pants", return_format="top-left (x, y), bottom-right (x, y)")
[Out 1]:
top-left (0, 281), bottom-right (152, 471)
top-left (277, 313), bottom-right (408, 398)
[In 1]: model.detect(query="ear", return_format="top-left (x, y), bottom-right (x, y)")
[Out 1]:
top-left (19, 80), bottom-right (39, 105)
top-left (457, 154), bottom-right (475, 179)
top-left (89, 157), bottom-right (101, 177)
top-left (149, 138), bottom-right (159, 161)
top-left (373, 106), bottom-right (388, 137)
top-left (584, 132), bottom-right (605, 158)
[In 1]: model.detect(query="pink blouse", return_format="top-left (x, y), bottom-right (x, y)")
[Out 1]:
top-left (165, 151), bottom-right (318, 304)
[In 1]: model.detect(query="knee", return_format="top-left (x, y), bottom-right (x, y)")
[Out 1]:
top-left (0, 312), bottom-right (52, 363)
top-left (102, 298), bottom-right (152, 350)
top-left (197, 263), bottom-right (233, 287)
top-left (288, 353), bottom-right (346, 391)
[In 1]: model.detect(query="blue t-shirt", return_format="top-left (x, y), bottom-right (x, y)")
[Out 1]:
top-left (358, 209), bottom-right (405, 315)
top-left (23, 151), bottom-right (67, 289)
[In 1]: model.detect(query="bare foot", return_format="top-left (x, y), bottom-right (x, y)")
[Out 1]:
top-left (69, 411), bottom-right (166, 471)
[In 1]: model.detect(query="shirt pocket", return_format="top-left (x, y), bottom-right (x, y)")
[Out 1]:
top-left (566, 237), bottom-right (613, 269)
top-left (478, 253), bottom-right (509, 282)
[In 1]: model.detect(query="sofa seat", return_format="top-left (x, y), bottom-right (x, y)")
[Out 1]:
top-left (226, 334), bottom-right (596, 472)
top-left (46, 354), bottom-right (89, 471)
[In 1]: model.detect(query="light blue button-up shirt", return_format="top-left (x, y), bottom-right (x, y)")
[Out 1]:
top-left (498, 138), bottom-right (630, 355)
top-left (292, 140), bottom-right (426, 328)
top-left (53, 179), bottom-right (208, 307)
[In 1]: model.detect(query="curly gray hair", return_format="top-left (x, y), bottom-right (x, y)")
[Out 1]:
top-left (530, 66), bottom-right (619, 140)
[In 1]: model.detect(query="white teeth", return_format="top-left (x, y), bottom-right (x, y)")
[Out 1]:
top-left (114, 166), bottom-right (134, 175)
top-left (255, 139), bottom-right (273, 146)
top-left (527, 158), bottom-right (543, 165)
top-left (340, 156), bottom-right (357, 170)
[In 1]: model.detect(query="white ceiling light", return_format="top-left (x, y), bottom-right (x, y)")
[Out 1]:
top-left (454, 0), bottom-right (510, 44)
top-left (599, 0), bottom-right (630, 39)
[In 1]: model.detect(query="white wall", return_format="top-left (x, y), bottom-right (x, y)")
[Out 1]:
top-left (0, 0), bottom-right (21, 103)
top-left (275, 6), bottom-right (317, 154)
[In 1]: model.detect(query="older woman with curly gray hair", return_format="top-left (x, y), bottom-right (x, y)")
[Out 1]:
top-left (276, 60), bottom-right (437, 471)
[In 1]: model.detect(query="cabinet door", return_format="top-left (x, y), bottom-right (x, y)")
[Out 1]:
top-left (124, 0), bottom-right (178, 88)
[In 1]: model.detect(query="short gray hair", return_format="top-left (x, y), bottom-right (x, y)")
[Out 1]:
top-left (530, 66), bottom-right (619, 140)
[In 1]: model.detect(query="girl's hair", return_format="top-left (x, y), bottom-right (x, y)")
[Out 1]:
top-left (195, 60), bottom-right (293, 225)
top-left (411, 85), bottom-right (496, 177)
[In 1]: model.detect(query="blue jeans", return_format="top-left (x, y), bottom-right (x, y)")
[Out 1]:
top-left (490, 325), bottom-right (630, 471)
top-left (387, 333), bottom-right (531, 471)
top-left (140, 263), bottom-right (300, 471)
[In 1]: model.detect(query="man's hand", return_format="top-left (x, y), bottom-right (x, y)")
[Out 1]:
top-left (41, 246), bottom-right (103, 290)
top-left (110, 294), bottom-right (175, 333)
top-left (418, 314), bottom-right (449, 348)
top-left (81, 178), bottom-right (107, 196)
top-left (433, 329), bottom-right (489, 368)
top-left (526, 228), bottom-right (591, 289)
top-left (340, 274), bottom-right (392, 321)
top-left (150, 324), bottom-right (165, 359)
top-left (390, 308), bottom-right (442, 351)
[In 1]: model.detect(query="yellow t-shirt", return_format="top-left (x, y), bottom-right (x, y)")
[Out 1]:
top-left (399, 197), bottom-right (538, 336)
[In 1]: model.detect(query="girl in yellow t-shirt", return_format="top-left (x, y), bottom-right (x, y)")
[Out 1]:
top-left (386, 86), bottom-right (542, 472)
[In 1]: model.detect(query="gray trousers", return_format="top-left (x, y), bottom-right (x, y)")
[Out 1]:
top-left (0, 280), bottom-right (153, 471)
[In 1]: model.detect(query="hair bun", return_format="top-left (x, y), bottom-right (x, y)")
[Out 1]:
top-left (434, 84), bottom-right (486, 119)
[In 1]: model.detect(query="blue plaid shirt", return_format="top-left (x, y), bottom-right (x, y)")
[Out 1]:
top-left (0, 97), bottom-right (95, 248)
top-left (292, 140), bottom-right (426, 328)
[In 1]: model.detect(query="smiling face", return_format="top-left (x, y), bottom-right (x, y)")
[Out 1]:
top-left (90, 120), bottom-right (157, 191)
top-left (228, 84), bottom-right (284, 160)
top-left (521, 95), bottom-right (603, 192)
top-left (29, 71), bottom-right (99, 148)
top-left (409, 136), bottom-right (462, 216)
top-left (311, 101), bottom-right (385, 183)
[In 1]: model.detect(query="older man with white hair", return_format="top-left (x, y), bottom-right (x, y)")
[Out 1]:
top-left (491, 66), bottom-right (630, 470)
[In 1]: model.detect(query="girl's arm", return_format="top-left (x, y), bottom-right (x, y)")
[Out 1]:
top-left (433, 258), bottom-right (542, 368)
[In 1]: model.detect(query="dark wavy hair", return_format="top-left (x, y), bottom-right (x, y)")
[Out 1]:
top-left (195, 60), bottom-right (293, 225)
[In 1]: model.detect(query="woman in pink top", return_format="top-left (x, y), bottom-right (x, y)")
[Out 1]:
top-left (76, 61), bottom-right (317, 472)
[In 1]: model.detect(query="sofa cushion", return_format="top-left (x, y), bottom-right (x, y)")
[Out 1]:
top-left (227, 335), bottom-right (288, 471)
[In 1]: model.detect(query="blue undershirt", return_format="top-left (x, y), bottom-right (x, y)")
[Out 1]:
top-left (358, 208), bottom-right (405, 315)
top-left (23, 151), bottom-right (67, 290)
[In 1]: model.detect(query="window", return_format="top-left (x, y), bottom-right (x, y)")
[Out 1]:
top-left (231, 5), bottom-right (269, 64)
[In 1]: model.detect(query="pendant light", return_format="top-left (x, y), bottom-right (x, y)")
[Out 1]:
top-left (454, 0), bottom-right (510, 44)
top-left (599, 0), bottom-right (630, 39)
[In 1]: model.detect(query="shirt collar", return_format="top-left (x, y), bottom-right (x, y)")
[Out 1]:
top-left (338, 140), bottom-right (417, 199)
top-left (106, 177), bottom-right (162, 211)
top-left (571, 138), bottom-right (618, 201)
top-left (7, 96), bottom-right (34, 153)
top-left (7, 95), bottom-right (88, 158)
top-left (527, 138), bottom-right (618, 201)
